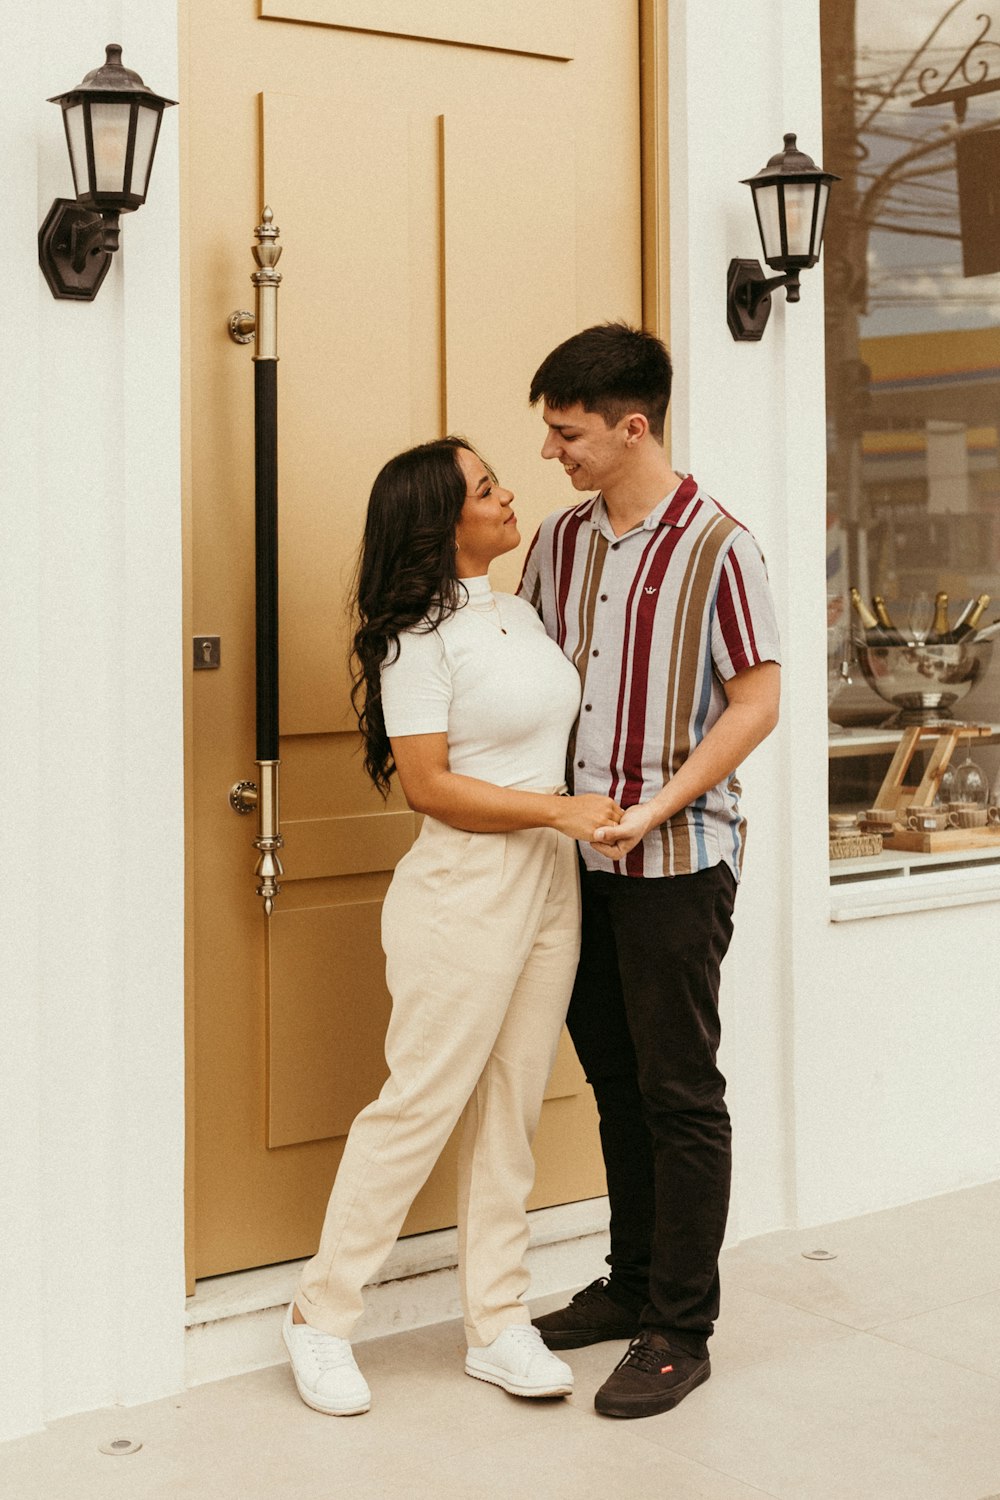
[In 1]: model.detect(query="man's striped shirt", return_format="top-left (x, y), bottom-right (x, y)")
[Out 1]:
top-left (518, 475), bottom-right (781, 879)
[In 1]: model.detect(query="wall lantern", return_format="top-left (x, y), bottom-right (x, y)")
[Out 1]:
top-left (38, 44), bottom-right (176, 302)
top-left (727, 133), bottom-right (839, 342)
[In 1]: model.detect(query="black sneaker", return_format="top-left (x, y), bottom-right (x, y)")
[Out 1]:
top-left (594, 1331), bottom-right (710, 1418)
top-left (532, 1278), bottom-right (642, 1350)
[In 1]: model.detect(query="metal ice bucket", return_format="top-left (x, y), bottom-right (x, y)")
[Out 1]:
top-left (854, 641), bottom-right (993, 725)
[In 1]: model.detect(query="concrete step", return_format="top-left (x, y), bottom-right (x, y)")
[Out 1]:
top-left (184, 1198), bottom-right (610, 1387)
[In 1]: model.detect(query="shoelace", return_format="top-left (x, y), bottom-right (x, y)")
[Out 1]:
top-left (571, 1276), bottom-right (612, 1305)
top-left (302, 1327), bottom-right (356, 1371)
top-left (500, 1324), bottom-right (546, 1350)
top-left (616, 1333), bottom-right (673, 1374)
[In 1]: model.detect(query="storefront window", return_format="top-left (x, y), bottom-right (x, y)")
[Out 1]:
top-left (822, 0), bottom-right (1000, 882)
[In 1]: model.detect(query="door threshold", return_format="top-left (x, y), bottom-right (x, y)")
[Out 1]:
top-left (184, 1198), bottom-right (610, 1388)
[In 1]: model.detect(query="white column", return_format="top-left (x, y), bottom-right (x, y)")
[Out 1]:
top-left (670, 0), bottom-right (829, 1240)
top-left (0, 0), bottom-right (185, 1437)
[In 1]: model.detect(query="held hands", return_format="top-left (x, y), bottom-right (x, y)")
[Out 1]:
top-left (555, 794), bottom-right (624, 842)
top-left (589, 803), bottom-right (654, 862)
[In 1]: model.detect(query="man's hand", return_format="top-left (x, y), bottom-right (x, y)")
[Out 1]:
top-left (590, 803), bottom-right (653, 862)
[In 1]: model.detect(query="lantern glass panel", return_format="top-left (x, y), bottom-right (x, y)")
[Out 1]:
top-left (754, 182), bottom-right (783, 262)
top-left (90, 101), bottom-right (133, 193)
top-left (811, 180), bottom-right (831, 255)
top-left (783, 182), bottom-right (820, 257)
top-left (64, 103), bottom-right (88, 196)
top-left (131, 102), bottom-right (160, 199)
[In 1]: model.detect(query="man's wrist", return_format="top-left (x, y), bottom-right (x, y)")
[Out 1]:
top-left (640, 794), bottom-right (680, 831)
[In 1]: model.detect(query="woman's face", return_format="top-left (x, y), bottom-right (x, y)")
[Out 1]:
top-left (453, 447), bottom-right (519, 577)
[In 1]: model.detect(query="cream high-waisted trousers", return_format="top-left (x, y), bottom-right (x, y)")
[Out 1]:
top-left (295, 814), bottom-right (581, 1346)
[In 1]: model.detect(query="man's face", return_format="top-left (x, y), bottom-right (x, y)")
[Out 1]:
top-left (540, 402), bottom-right (630, 493)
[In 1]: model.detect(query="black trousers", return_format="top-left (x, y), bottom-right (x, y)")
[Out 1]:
top-left (567, 859), bottom-right (737, 1359)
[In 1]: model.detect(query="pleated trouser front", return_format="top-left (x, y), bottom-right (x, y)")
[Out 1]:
top-left (295, 814), bottom-right (580, 1346)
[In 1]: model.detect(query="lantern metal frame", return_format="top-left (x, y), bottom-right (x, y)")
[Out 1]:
top-left (38, 44), bottom-right (176, 302)
top-left (727, 133), bottom-right (839, 342)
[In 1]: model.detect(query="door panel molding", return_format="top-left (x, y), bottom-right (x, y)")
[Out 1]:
top-left (267, 901), bottom-right (392, 1146)
top-left (267, 899), bottom-right (588, 1149)
top-left (440, 108), bottom-right (576, 518)
top-left (260, 91), bottom-right (415, 738)
top-left (259, 0), bottom-right (575, 61)
top-left (281, 812), bottom-right (416, 880)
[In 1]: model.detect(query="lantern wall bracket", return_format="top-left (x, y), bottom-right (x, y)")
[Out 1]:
top-left (726, 259), bottom-right (802, 342)
top-left (38, 199), bottom-right (120, 302)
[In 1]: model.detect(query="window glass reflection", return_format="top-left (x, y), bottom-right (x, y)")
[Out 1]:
top-left (822, 0), bottom-right (1000, 824)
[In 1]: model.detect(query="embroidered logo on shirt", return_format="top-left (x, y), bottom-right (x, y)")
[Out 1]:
top-left (644, 586), bottom-right (657, 595)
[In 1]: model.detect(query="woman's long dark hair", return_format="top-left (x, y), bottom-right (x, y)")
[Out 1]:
top-left (350, 436), bottom-right (477, 795)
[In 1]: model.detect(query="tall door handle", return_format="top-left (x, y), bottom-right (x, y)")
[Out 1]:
top-left (228, 208), bottom-right (284, 916)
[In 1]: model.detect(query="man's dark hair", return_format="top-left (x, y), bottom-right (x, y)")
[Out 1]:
top-left (529, 321), bottom-right (672, 441)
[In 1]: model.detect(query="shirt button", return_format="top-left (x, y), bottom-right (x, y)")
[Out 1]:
top-left (592, 649), bottom-right (599, 657)
top-left (584, 704), bottom-right (592, 712)
top-left (577, 760), bottom-right (585, 769)
top-left (611, 542), bottom-right (620, 551)
top-left (600, 594), bottom-right (608, 602)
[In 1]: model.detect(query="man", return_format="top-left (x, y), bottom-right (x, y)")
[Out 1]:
top-left (519, 322), bottom-right (781, 1419)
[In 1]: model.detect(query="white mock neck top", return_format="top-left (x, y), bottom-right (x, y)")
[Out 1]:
top-left (379, 576), bottom-right (580, 792)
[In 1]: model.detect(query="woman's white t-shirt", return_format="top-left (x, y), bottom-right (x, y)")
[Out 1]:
top-left (380, 575), bottom-right (580, 792)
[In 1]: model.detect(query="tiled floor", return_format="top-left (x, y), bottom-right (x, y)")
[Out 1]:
top-left (4, 1182), bottom-right (1000, 1500)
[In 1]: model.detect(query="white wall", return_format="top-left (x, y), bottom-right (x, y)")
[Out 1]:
top-left (671, 0), bottom-right (1000, 1241)
top-left (0, 0), bottom-right (185, 1439)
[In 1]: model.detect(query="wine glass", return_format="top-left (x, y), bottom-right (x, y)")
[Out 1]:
top-left (934, 762), bottom-right (957, 806)
top-left (906, 591), bottom-right (933, 646)
top-left (953, 740), bottom-right (989, 806)
top-left (827, 607), bottom-right (851, 726)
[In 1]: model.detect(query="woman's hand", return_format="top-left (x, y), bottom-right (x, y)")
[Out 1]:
top-left (589, 803), bottom-right (654, 861)
top-left (553, 794), bottom-right (624, 841)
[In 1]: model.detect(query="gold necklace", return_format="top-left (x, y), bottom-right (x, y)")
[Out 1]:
top-left (467, 596), bottom-right (507, 635)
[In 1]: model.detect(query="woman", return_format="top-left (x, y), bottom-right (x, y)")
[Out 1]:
top-left (283, 437), bottom-right (621, 1415)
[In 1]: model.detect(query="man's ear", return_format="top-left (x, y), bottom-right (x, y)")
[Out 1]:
top-left (623, 412), bottom-right (649, 447)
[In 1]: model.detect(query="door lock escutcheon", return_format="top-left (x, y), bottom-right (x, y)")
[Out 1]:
top-left (193, 635), bottom-right (221, 669)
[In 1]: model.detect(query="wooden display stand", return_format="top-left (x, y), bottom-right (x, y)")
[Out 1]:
top-left (873, 723), bottom-right (1000, 852)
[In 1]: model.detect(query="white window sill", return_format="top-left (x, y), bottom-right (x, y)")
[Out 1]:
top-left (829, 845), bottom-right (1000, 921)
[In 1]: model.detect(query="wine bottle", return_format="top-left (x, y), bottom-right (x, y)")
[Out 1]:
top-left (871, 596), bottom-right (907, 645)
top-left (849, 587), bottom-right (894, 645)
top-left (951, 593), bottom-right (990, 643)
top-left (925, 591), bottom-right (951, 644)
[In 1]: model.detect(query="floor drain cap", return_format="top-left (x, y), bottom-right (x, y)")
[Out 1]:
top-left (98, 1438), bottom-right (142, 1456)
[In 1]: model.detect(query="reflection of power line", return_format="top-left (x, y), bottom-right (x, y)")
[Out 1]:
top-left (859, 46), bottom-right (986, 58)
top-left (868, 295), bottom-right (1000, 307)
top-left (869, 261), bottom-right (972, 274)
top-left (870, 224), bottom-right (962, 240)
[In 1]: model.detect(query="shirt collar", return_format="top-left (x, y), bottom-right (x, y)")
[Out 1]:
top-left (590, 474), bottom-right (699, 539)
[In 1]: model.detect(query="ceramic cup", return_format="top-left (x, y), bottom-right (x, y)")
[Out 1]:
top-left (949, 805), bottom-right (988, 828)
top-left (863, 808), bottom-right (896, 827)
top-left (829, 813), bottom-right (857, 834)
top-left (905, 807), bottom-right (958, 832)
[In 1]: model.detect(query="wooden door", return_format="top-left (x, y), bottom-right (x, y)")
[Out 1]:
top-left (183, 0), bottom-right (665, 1284)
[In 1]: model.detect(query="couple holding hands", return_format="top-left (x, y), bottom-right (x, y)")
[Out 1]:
top-left (283, 322), bottom-right (781, 1421)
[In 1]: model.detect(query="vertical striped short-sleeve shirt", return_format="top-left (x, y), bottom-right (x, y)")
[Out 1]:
top-left (518, 474), bottom-right (781, 880)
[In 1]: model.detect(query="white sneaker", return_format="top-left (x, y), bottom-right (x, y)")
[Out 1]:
top-left (282, 1304), bottom-right (371, 1415)
top-left (465, 1323), bottom-right (574, 1397)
